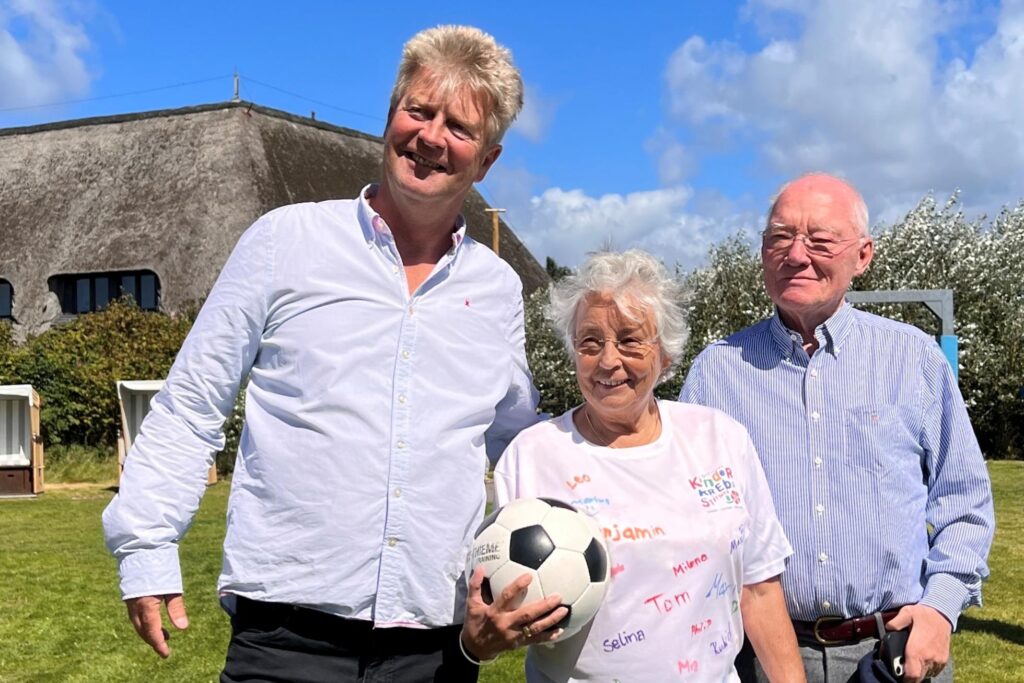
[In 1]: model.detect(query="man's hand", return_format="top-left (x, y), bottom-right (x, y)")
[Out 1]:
top-left (461, 566), bottom-right (569, 662)
top-left (887, 603), bottom-right (952, 682)
top-left (125, 593), bottom-right (189, 658)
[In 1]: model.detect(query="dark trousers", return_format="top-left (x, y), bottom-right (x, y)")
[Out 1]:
top-left (221, 597), bottom-right (480, 683)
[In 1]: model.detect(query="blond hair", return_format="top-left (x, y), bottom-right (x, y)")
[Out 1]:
top-left (390, 25), bottom-right (524, 145)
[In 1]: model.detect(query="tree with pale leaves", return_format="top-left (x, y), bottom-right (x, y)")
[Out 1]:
top-left (525, 193), bottom-right (1023, 457)
top-left (857, 194), bottom-right (1024, 458)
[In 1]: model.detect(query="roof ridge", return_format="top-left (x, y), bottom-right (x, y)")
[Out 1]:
top-left (0, 100), bottom-right (383, 143)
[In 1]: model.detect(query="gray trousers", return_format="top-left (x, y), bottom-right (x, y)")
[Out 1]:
top-left (736, 635), bottom-right (955, 682)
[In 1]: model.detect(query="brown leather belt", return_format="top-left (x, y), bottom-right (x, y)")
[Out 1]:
top-left (792, 609), bottom-right (901, 646)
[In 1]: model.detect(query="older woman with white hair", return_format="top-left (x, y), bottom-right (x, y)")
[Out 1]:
top-left (492, 249), bottom-right (806, 682)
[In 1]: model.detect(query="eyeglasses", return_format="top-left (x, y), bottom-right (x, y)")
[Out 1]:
top-left (762, 229), bottom-right (863, 258)
top-left (572, 336), bottom-right (658, 359)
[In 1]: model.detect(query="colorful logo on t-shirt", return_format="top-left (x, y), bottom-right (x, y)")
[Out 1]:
top-left (689, 466), bottom-right (742, 511)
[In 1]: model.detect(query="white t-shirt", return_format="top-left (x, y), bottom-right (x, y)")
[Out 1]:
top-left (493, 400), bottom-right (792, 682)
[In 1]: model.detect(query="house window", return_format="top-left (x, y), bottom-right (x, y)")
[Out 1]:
top-left (49, 270), bottom-right (161, 315)
top-left (0, 280), bottom-right (12, 319)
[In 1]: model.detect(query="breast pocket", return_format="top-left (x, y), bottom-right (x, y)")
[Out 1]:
top-left (843, 406), bottom-right (900, 473)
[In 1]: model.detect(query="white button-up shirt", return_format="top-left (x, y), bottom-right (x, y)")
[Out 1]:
top-left (102, 186), bottom-right (541, 627)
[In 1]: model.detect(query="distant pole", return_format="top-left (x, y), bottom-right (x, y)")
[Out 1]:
top-left (232, 71), bottom-right (240, 102)
top-left (484, 208), bottom-right (506, 256)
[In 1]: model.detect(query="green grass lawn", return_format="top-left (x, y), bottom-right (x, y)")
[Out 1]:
top-left (1, 462), bottom-right (1021, 682)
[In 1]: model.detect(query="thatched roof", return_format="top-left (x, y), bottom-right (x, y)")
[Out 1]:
top-left (0, 101), bottom-right (548, 336)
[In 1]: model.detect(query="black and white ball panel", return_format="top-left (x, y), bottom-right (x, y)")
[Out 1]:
top-left (468, 497), bottom-right (610, 637)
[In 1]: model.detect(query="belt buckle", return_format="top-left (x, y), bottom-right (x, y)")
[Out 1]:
top-left (813, 615), bottom-right (846, 646)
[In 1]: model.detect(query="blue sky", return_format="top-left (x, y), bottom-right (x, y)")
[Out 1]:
top-left (2, 0), bottom-right (1021, 269)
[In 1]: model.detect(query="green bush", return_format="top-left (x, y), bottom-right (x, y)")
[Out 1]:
top-left (4, 298), bottom-right (193, 447)
top-left (0, 299), bottom-right (248, 474)
top-left (524, 288), bottom-right (581, 417)
top-left (0, 322), bottom-right (14, 381)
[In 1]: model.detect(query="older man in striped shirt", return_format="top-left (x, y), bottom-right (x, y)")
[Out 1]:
top-left (680, 173), bottom-right (994, 683)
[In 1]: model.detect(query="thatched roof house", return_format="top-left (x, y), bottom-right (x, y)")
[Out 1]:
top-left (0, 101), bottom-right (548, 338)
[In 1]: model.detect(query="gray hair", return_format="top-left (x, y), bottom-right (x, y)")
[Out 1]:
top-left (390, 25), bottom-right (524, 146)
top-left (768, 172), bottom-right (870, 237)
top-left (547, 249), bottom-right (687, 384)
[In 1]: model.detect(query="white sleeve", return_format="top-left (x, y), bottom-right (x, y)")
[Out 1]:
top-left (739, 434), bottom-right (793, 586)
top-left (492, 443), bottom-right (519, 509)
top-left (102, 215), bottom-right (273, 599)
top-left (484, 274), bottom-right (541, 464)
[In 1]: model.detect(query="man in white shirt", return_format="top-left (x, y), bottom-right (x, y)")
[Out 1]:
top-left (103, 25), bottom-right (551, 682)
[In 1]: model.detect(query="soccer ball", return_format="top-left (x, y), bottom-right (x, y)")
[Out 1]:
top-left (468, 497), bottom-right (610, 637)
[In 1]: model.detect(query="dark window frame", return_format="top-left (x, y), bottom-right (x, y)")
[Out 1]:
top-left (0, 279), bottom-right (12, 320)
top-left (48, 270), bottom-right (161, 315)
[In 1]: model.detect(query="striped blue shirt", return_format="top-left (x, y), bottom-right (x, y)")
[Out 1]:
top-left (679, 302), bottom-right (994, 627)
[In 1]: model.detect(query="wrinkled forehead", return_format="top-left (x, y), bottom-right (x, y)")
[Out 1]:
top-left (769, 187), bottom-right (858, 236)
top-left (400, 68), bottom-right (491, 120)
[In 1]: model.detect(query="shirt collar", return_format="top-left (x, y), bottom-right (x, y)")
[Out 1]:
top-left (357, 184), bottom-right (469, 259)
top-left (769, 300), bottom-right (856, 359)
top-left (357, 184), bottom-right (389, 244)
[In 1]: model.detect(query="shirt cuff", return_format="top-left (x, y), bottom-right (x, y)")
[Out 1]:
top-left (920, 573), bottom-right (974, 630)
top-left (117, 546), bottom-right (184, 600)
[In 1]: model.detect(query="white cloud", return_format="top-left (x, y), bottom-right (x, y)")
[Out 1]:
top-left (0, 0), bottom-right (94, 109)
top-left (485, 165), bottom-right (756, 270)
top-left (511, 83), bottom-right (558, 143)
top-left (645, 128), bottom-right (696, 185)
top-left (663, 0), bottom-right (1024, 222)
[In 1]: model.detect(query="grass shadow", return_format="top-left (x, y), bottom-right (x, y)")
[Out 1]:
top-left (959, 615), bottom-right (1024, 646)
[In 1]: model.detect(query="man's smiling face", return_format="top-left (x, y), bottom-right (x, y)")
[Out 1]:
top-left (380, 71), bottom-right (501, 209)
top-left (761, 175), bottom-right (874, 327)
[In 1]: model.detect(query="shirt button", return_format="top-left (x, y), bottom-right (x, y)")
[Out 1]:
top-left (388, 537), bottom-right (398, 547)
top-left (814, 456), bottom-right (823, 467)
top-left (394, 488), bottom-right (402, 498)
top-left (401, 350), bottom-right (410, 359)
top-left (392, 266), bottom-right (400, 275)
top-left (815, 504), bottom-right (825, 514)
top-left (818, 552), bottom-right (828, 563)
top-left (398, 394), bottom-right (406, 404)
top-left (810, 410), bottom-right (820, 421)
top-left (396, 440), bottom-right (405, 449)
top-left (822, 600), bottom-right (832, 611)
top-left (810, 368), bottom-right (818, 378)
top-left (408, 306), bottom-right (415, 315)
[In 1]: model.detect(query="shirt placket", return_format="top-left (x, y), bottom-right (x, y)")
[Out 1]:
top-left (805, 339), bottom-right (835, 616)
top-left (372, 221), bottom-right (416, 622)
top-left (374, 232), bottom-right (455, 623)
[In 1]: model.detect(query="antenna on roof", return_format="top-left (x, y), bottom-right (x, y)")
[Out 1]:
top-left (232, 70), bottom-right (240, 102)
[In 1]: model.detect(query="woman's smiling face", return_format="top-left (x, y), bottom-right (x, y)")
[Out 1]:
top-left (572, 291), bottom-right (665, 427)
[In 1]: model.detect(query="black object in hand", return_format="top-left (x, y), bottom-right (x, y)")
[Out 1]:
top-left (878, 629), bottom-right (910, 681)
